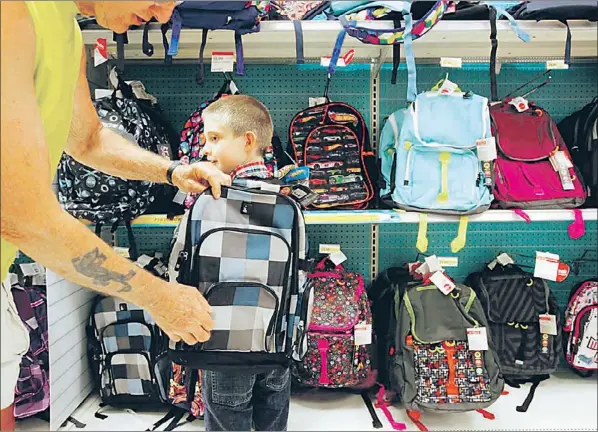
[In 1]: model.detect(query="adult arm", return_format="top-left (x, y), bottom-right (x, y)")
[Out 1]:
top-left (65, 47), bottom-right (230, 197)
top-left (0, 3), bottom-right (211, 345)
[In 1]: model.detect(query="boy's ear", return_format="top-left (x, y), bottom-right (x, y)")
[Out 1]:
top-left (244, 131), bottom-right (258, 151)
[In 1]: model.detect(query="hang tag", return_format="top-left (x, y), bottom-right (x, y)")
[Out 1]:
top-left (157, 144), bottom-right (172, 160)
top-left (32, 273), bottom-right (47, 287)
top-left (539, 314), bottom-right (558, 335)
top-left (354, 322), bottom-right (372, 346)
top-left (497, 253), bottom-right (515, 266)
top-left (556, 262), bottom-right (570, 282)
top-left (320, 49), bottom-right (355, 68)
top-left (438, 79), bottom-right (458, 95)
top-left (94, 38), bottom-right (108, 67)
top-left (172, 190), bottom-right (187, 205)
top-left (211, 52), bottom-right (235, 73)
top-left (481, 160), bottom-right (494, 187)
top-left (558, 168), bottom-right (575, 190)
top-left (114, 247), bottom-right (131, 259)
top-left (425, 255), bottom-right (443, 273)
top-left (329, 251), bottom-right (347, 266)
top-left (259, 182), bottom-right (281, 193)
top-left (309, 97), bottom-right (328, 107)
top-left (19, 263), bottom-right (44, 277)
top-left (289, 184), bottom-right (320, 208)
top-left (136, 254), bottom-right (154, 268)
top-left (319, 244), bottom-right (341, 254)
top-left (438, 257), bottom-right (459, 268)
top-left (476, 137), bottom-right (498, 161)
top-left (467, 327), bottom-right (489, 351)
top-left (487, 260), bottom-right (498, 270)
top-left (546, 59), bottom-right (569, 70)
top-left (440, 57), bottom-right (463, 68)
top-left (229, 80), bottom-right (239, 95)
top-left (509, 97), bottom-right (529, 112)
top-left (430, 271), bottom-right (456, 295)
top-left (534, 251), bottom-right (560, 281)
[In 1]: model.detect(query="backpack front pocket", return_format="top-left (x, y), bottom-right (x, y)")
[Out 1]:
top-left (200, 282), bottom-right (280, 353)
top-left (101, 352), bottom-right (154, 399)
top-left (101, 322), bottom-right (153, 354)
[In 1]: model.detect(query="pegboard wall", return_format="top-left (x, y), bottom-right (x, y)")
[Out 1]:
top-left (117, 60), bottom-right (598, 314)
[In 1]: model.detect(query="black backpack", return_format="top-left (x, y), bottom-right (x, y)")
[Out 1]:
top-left (558, 98), bottom-right (598, 207)
top-left (465, 264), bottom-right (562, 412)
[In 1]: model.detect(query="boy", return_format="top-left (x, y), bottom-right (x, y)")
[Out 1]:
top-left (200, 95), bottom-right (291, 432)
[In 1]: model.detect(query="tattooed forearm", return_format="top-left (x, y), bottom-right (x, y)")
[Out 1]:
top-left (72, 247), bottom-right (136, 293)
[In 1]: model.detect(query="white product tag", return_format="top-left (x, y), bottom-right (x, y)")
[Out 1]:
top-left (94, 38), bottom-right (108, 67)
top-left (440, 57), bottom-right (463, 68)
top-left (425, 255), bottom-right (443, 273)
top-left (329, 251), bottom-right (347, 266)
top-left (496, 253), bottom-right (515, 266)
top-left (414, 262), bottom-right (430, 276)
top-left (546, 59), bottom-right (569, 70)
top-left (113, 247), bottom-right (131, 259)
top-left (539, 314), bottom-right (558, 335)
top-left (558, 168), bottom-right (575, 190)
top-left (534, 251), bottom-right (560, 281)
top-left (309, 97), bottom-right (327, 107)
top-left (259, 182), bottom-right (281, 193)
top-left (438, 79), bottom-right (458, 95)
top-left (487, 260), bottom-right (498, 270)
top-left (19, 263), bottom-right (44, 277)
top-left (354, 322), bottom-right (372, 346)
top-left (430, 271), bottom-right (456, 295)
top-left (550, 151), bottom-right (574, 171)
top-left (211, 52), bottom-right (235, 73)
top-left (154, 264), bottom-right (166, 276)
top-left (94, 89), bottom-right (113, 100)
top-left (476, 137), bottom-right (498, 161)
top-left (289, 295), bottom-right (298, 316)
top-left (319, 244), bottom-right (341, 254)
top-left (229, 80), bottom-right (239, 95)
top-left (438, 257), bottom-right (459, 268)
top-left (509, 97), bottom-right (529, 112)
top-left (136, 255), bottom-right (154, 268)
top-left (32, 273), bottom-right (47, 286)
top-left (467, 327), bottom-right (489, 351)
top-left (172, 190), bottom-right (187, 205)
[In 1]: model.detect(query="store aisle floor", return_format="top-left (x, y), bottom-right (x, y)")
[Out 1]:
top-left (58, 371), bottom-right (597, 431)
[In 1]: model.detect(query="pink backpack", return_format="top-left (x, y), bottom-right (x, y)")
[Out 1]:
top-left (490, 100), bottom-right (586, 209)
top-left (292, 259), bottom-right (376, 389)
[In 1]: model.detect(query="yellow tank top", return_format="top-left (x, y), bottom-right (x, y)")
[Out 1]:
top-left (1, 2), bottom-right (82, 280)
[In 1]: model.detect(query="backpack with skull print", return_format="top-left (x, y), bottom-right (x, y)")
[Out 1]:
top-left (58, 85), bottom-right (175, 240)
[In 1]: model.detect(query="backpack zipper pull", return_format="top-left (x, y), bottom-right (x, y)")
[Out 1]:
top-left (174, 251), bottom-right (188, 272)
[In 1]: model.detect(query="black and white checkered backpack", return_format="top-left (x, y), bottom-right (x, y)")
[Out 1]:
top-left (167, 180), bottom-right (309, 373)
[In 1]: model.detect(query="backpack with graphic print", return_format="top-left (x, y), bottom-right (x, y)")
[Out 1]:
top-left (465, 264), bottom-right (562, 412)
top-left (393, 281), bottom-right (503, 430)
top-left (288, 101), bottom-right (377, 209)
top-left (563, 279), bottom-right (598, 376)
top-left (292, 258), bottom-right (375, 389)
top-left (168, 180), bottom-right (308, 373)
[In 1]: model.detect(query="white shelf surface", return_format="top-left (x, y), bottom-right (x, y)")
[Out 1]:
top-left (82, 20), bottom-right (598, 61)
top-left (124, 208), bottom-right (598, 227)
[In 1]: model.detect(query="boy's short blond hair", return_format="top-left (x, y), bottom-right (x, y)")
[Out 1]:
top-left (203, 95), bottom-right (273, 150)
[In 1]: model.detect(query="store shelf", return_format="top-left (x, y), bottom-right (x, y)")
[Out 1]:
top-left (126, 208), bottom-right (598, 227)
top-left (82, 20), bottom-right (597, 62)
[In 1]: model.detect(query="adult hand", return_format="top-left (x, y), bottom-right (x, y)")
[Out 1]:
top-left (172, 162), bottom-right (231, 199)
top-left (149, 283), bottom-right (214, 345)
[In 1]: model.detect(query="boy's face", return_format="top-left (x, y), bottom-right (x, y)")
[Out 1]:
top-left (202, 116), bottom-right (255, 175)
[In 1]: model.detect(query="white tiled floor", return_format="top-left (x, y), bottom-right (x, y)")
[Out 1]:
top-left (58, 371), bottom-right (597, 432)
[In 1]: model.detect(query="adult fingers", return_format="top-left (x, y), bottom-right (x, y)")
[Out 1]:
top-left (191, 326), bottom-right (211, 343)
top-left (179, 332), bottom-right (200, 346)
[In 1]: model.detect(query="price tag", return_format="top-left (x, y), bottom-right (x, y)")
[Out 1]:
top-left (497, 253), bottom-right (515, 266)
top-left (425, 255), bottom-right (443, 273)
top-left (509, 96), bottom-right (529, 112)
top-left (319, 244), bottom-right (341, 254)
top-left (19, 263), bottom-right (44, 277)
top-left (114, 247), bottom-right (131, 259)
top-left (558, 168), bottom-right (575, 190)
top-left (539, 314), bottom-right (558, 335)
top-left (309, 97), bottom-right (328, 107)
top-left (32, 273), bottom-right (47, 286)
top-left (467, 327), bottom-right (489, 351)
top-left (320, 49), bottom-right (355, 68)
top-left (546, 59), bottom-right (569, 70)
top-left (440, 57), bottom-right (463, 68)
top-left (211, 52), bottom-right (235, 73)
top-left (136, 255), bottom-right (154, 268)
top-left (438, 257), bottom-right (459, 268)
top-left (172, 190), bottom-right (187, 205)
top-left (476, 137), bottom-right (498, 161)
top-left (354, 322), bottom-right (372, 346)
top-left (94, 38), bottom-right (108, 67)
top-left (430, 271), bottom-right (456, 295)
top-left (329, 251), bottom-right (347, 266)
top-left (534, 251), bottom-right (560, 281)
top-left (438, 79), bottom-right (458, 95)
top-left (550, 151), bottom-right (574, 170)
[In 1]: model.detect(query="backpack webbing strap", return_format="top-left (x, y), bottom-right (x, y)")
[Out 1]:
top-left (437, 152), bottom-right (451, 203)
top-left (123, 218), bottom-right (139, 261)
top-left (560, 20), bottom-right (572, 65)
top-left (143, 23), bottom-right (154, 57)
top-left (94, 223), bottom-right (103, 238)
top-left (489, 7), bottom-right (499, 102)
top-left (196, 29), bottom-right (209, 86)
top-left (167, 10), bottom-right (183, 57)
top-left (147, 407), bottom-right (182, 431)
top-left (234, 32), bottom-right (245, 76)
top-left (361, 390), bottom-right (384, 429)
top-left (515, 375), bottom-right (549, 413)
top-left (114, 32), bottom-right (127, 74)
top-left (373, 386), bottom-right (405, 430)
top-left (416, 214), bottom-right (428, 253)
top-left (161, 24), bottom-right (173, 65)
top-left (401, 11), bottom-right (417, 103)
top-left (293, 20), bottom-right (305, 64)
top-left (391, 16), bottom-right (402, 85)
top-left (450, 216), bottom-right (468, 253)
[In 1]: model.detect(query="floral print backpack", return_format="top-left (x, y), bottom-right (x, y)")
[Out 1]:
top-left (292, 258), bottom-right (376, 389)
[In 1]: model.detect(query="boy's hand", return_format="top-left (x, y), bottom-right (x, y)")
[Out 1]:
top-left (150, 283), bottom-right (214, 345)
top-left (172, 162), bottom-right (231, 199)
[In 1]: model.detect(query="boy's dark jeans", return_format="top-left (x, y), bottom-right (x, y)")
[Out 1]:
top-left (202, 367), bottom-right (291, 431)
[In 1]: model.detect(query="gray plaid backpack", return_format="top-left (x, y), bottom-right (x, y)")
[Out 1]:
top-left (393, 282), bottom-right (504, 430)
top-left (168, 180), bottom-right (308, 373)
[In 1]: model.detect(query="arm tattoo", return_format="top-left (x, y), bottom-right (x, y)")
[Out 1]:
top-left (72, 248), bottom-right (136, 293)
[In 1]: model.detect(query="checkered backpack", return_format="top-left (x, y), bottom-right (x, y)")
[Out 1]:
top-left (87, 295), bottom-right (169, 408)
top-left (168, 180), bottom-right (308, 373)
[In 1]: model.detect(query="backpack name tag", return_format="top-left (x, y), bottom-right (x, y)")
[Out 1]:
top-left (467, 327), bottom-right (489, 351)
top-left (241, 202), bottom-right (252, 215)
